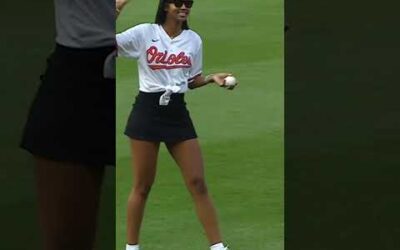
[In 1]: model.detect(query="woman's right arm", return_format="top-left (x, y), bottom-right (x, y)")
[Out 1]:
top-left (116, 0), bottom-right (129, 17)
top-left (116, 24), bottom-right (145, 59)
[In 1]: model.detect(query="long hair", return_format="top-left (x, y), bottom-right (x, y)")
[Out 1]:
top-left (154, 0), bottom-right (190, 30)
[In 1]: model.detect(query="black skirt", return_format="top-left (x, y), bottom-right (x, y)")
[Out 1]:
top-left (124, 91), bottom-right (197, 143)
top-left (20, 44), bottom-right (115, 166)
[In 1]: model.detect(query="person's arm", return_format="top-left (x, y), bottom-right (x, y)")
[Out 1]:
top-left (189, 73), bottom-right (238, 90)
top-left (116, 0), bottom-right (129, 17)
top-left (188, 38), bottom-right (237, 90)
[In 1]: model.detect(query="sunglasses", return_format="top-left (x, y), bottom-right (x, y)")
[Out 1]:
top-left (168, 0), bottom-right (194, 8)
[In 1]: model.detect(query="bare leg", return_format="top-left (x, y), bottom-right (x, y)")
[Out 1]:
top-left (126, 140), bottom-right (160, 245)
top-left (166, 139), bottom-right (223, 245)
top-left (34, 156), bottom-right (104, 250)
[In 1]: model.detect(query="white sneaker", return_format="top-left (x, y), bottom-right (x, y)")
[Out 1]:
top-left (126, 244), bottom-right (139, 250)
top-left (210, 243), bottom-right (230, 250)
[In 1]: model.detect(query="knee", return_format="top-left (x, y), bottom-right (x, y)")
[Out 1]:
top-left (132, 184), bottom-right (153, 199)
top-left (187, 177), bottom-right (208, 196)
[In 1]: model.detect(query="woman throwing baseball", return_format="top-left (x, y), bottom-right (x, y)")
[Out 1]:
top-left (117, 1), bottom-right (238, 250)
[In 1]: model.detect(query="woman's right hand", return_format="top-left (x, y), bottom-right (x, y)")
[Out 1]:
top-left (116, 0), bottom-right (129, 13)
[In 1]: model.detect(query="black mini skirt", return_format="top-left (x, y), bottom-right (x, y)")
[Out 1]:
top-left (124, 91), bottom-right (197, 143)
top-left (20, 44), bottom-right (115, 166)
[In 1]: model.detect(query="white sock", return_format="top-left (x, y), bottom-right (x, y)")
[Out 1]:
top-left (126, 244), bottom-right (139, 250)
top-left (210, 242), bottom-right (225, 250)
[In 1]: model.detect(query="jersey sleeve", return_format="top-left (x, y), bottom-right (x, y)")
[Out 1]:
top-left (116, 24), bottom-right (146, 59)
top-left (188, 39), bottom-right (203, 83)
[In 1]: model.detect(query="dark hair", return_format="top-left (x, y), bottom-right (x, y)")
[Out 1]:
top-left (155, 0), bottom-right (190, 30)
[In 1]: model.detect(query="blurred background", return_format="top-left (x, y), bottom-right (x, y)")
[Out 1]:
top-left (0, 1), bottom-right (115, 249)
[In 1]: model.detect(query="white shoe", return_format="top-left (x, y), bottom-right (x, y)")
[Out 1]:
top-left (126, 244), bottom-right (139, 250)
top-left (210, 243), bottom-right (230, 250)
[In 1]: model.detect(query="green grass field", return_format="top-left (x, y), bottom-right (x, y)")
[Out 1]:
top-left (116, 0), bottom-right (283, 249)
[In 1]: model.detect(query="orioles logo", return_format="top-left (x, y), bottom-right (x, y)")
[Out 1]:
top-left (146, 46), bottom-right (192, 70)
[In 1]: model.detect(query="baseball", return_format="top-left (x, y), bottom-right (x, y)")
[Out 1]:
top-left (224, 76), bottom-right (237, 87)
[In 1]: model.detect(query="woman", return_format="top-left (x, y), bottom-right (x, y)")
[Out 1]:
top-left (117, 1), bottom-right (237, 250)
top-left (20, 0), bottom-right (115, 249)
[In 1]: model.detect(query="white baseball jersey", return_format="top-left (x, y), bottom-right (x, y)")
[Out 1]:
top-left (116, 23), bottom-right (203, 93)
top-left (54, 0), bottom-right (115, 48)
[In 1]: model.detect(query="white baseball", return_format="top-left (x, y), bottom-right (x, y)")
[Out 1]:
top-left (224, 76), bottom-right (237, 87)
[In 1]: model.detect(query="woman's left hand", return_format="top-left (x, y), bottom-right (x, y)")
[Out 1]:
top-left (211, 73), bottom-right (239, 90)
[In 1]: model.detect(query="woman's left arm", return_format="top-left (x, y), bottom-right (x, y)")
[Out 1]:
top-left (189, 73), bottom-right (238, 90)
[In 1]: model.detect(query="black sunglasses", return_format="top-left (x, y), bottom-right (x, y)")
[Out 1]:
top-left (168, 0), bottom-right (194, 8)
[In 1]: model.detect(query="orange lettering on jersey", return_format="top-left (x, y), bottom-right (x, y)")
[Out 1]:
top-left (147, 46), bottom-right (192, 70)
